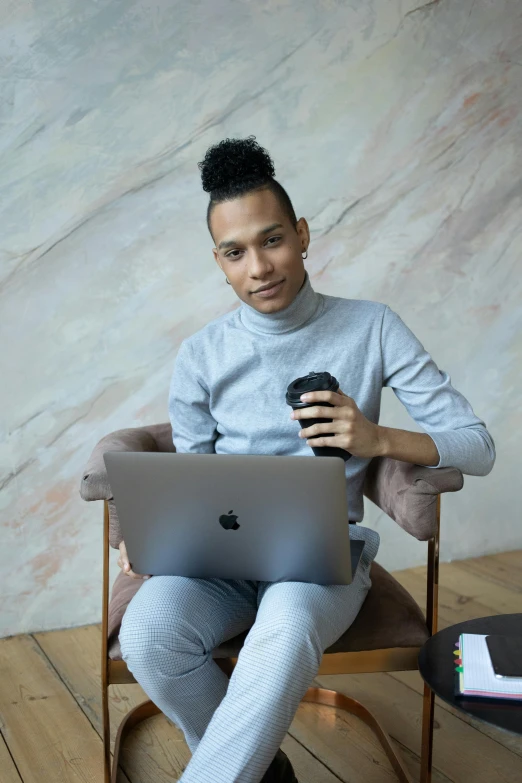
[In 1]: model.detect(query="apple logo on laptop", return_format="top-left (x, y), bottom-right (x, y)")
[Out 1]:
top-left (219, 509), bottom-right (240, 530)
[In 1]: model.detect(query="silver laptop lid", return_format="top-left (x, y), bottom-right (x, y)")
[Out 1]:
top-left (103, 452), bottom-right (356, 584)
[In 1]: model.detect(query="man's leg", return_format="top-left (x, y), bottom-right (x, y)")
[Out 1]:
top-left (180, 525), bottom-right (380, 783)
top-left (119, 575), bottom-right (258, 751)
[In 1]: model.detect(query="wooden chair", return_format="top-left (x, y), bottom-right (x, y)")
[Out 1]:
top-left (80, 422), bottom-right (464, 783)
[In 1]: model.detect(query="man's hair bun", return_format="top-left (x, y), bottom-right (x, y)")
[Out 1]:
top-left (198, 135), bottom-right (297, 237)
top-left (198, 135), bottom-right (275, 194)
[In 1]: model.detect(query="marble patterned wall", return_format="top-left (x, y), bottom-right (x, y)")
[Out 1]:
top-left (1, 0), bottom-right (521, 636)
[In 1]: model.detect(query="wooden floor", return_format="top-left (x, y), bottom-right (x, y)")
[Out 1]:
top-left (1, 551), bottom-right (521, 783)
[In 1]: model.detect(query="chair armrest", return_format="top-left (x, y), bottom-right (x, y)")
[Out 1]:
top-left (363, 456), bottom-right (464, 541)
top-left (80, 424), bottom-right (175, 550)
top-left (80, 426), bottom-right (159, 502)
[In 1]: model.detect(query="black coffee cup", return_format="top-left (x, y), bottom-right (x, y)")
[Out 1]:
top-left (286, 371), bottom-right (352, 461)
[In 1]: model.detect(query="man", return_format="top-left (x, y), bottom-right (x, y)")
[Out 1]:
top-left (118, 136), bottom-right (495, 782)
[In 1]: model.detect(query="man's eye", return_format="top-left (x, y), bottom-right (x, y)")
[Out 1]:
top-left (225, 237), bottom-right (280, 258)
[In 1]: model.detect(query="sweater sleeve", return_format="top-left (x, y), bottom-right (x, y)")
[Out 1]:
top-left (168, 339), bottom-right (217, 454)
top-left (380, 305), bottom-right (496, 476)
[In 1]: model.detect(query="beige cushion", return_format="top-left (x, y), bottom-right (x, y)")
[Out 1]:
top-left (108, 562), bottom-right (429, 661)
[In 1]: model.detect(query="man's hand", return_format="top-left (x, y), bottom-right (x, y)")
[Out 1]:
top-left (290, 387), bottom-right (384, 459)
top-left (117, 540), bottom-right (151, 580)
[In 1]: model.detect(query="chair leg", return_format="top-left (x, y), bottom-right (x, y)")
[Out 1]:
top-left (111, 699), bottom-right (161, 783)
top-left (420, 682), bottom-right (435, 783)
top-left (302, 687), bottom-right (414, 783)
top-left (102, 680), bottom-right (111, 783)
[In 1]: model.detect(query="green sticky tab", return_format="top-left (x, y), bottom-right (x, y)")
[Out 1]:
top-left (455, 666), bottom-right (463, 673)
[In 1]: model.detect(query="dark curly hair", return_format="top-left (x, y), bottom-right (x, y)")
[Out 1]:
top-left (197, 135), bottom-right (298, 239)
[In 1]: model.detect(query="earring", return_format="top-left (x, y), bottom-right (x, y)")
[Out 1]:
top-left (226, 277), bottom-right (231, 285)
top-left (302, 250), bottom-right (308, 259)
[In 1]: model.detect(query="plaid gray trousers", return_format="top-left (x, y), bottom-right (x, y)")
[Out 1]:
top-left (119, 524), bottom-right (380, 783)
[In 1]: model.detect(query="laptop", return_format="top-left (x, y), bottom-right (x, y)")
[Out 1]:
top-left (103, 452), bottom-right (364, 585)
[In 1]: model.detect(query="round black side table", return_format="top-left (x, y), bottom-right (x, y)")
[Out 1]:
top-left (418, 614), bottom-right (522, 735)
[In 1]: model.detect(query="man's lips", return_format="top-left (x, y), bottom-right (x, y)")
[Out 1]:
top-left (253, 279), bottom-right (285, 294)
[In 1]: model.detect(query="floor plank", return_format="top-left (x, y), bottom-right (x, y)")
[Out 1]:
top-left (35, 624), bottom-right (186, 783)
top-left (35, 624), bottom-right (343, 782)
top-left (289, 700), bottom-right (398, 782)
top-left (0, 635), bottom-right (103, 783)
top-left (491, 550), bottom-right (522, 570)
top-left (0, 733), bottom-right (23, 783)
top-left (455, 553), bottom-right (522, 593)
top-left (281, 734), bottom-right (346, 782)
top-left (392, 569), bottom-right (501, 629)
top-left (389, 669), bottom-right (522, 759)
top-left (438, 563), bottom-right (521, 615)
top-left (397, 561), bottom-right (521, 618)
top-left (314, 671), bottom-right (522, 783)
top-left (288, 699), bottom-right (452, 782)
top-left (5, 550), bottom-right (522, 783)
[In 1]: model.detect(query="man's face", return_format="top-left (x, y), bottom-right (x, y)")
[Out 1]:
top-left (211, 187), bottom-right (310, 313)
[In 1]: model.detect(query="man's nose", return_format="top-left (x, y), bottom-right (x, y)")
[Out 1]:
top-left (247, 248), bottom-right (273, 276)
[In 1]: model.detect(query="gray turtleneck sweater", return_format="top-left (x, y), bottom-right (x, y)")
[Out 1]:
top-left (168, 271), bottom-right (495, 524)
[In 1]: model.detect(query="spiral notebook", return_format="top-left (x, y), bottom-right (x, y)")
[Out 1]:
top-left (455, 633), bottom-right (522, 701)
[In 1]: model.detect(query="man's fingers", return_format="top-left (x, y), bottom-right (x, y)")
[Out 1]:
top-left (121, 562), bottom-right (150, 579)
top-left (128, 569), bottom-right (151, 580)
top-left (118, 543), bottom-right (131, 570)
top-left (118, 541), bottom-right (150, 579)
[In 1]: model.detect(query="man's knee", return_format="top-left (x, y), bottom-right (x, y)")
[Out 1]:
top-left (119, 594), bottom-right (207, 677)
top-left (247, 607), bottom-right (323, 663)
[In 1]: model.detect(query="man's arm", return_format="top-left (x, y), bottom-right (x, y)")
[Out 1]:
top-left (380, 305), bottom-right (496, 476)
top-left (169, 339), bottom-right (218, 453)
top-left (376, 425), bottom-right (440, 466)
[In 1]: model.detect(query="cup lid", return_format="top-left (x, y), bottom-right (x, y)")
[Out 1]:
top-left (286, 371), bottom-right (339, 405)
